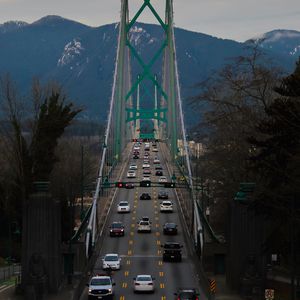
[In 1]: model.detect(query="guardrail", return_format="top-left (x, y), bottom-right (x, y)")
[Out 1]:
top-left (0, 264), bottom-right (21, 283)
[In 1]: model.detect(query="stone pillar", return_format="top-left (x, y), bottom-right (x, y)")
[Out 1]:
top-left (21, 182), bottom-right (61, 297)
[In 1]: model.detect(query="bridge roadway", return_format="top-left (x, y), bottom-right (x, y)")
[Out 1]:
top-left (80, 142), bottom-right (207, 300)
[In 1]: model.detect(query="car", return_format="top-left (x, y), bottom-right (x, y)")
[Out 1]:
top-left (129, 164), bottom-right (137, 170)
top-left (153, 158), bottom-right (160, 164)
top-left (142, 163), bottom-right (150, 168)
top-left (155, 170), bottom-right (163, 176)
top-left (109, 222), bottom-right (125, 237)
top-left (137, 220), bottom-right (151, 232)
top-left (158, 190), bottom-right (168, 199)
top-left (159, 176), bottom-right (167, 183)
top-left (125, 182), bottom-right (134, 189)
top-left (140, 216), bottom-right (151, 223)
top-left (144, 147), bottom-right (150, 151)
top-left (117, 201), bottom-right (130, 213)
top-left (174, 288), bottom-right (199, 299)
top-left (152, 148), bottom-right (158, 152)
top-left (87, 275), bottom-right (115, 299)
top-left (155, 165), bottom-right (163, 170)
top-left (161, 242), bottom-right (183, 262)
top-left (143, 159), bottom-right (150, 164)
top-left (140, 193), bottom-right (151, 200)
top-left (133, 275), bottom-right (155, 293)
top-left (143, 169), bottom-right (151, 175)
top-left (133, 155), bottom-right (139, 159)
top-left (163, 222), bottom-right (178, 235)
top-left (134, 146), bottom-right (140, 150)
top-left (142, 175), bottom-right (151, 182)
top-left (102, 253), bottom-right (121, 270)
top-left (160, 200), bottom-right (173, 212)
top-left (144, 152), bottom-right (150, 157)
top-left (127, 170), bottom-right (136, 178)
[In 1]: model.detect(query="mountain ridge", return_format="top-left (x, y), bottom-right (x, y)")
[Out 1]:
top-left (0, 16), bottom-right (298, 123)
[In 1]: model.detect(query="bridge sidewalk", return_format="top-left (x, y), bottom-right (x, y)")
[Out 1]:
top-left (213, 274), bottom-right (243, 300)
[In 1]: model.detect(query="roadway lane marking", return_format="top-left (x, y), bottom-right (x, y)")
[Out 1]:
top-left (132, 216), bottom-right (136, 220)
top-left (128, 250), bottom-right (132, 256)
top-left (133, 205), bottom-right (137, 208)
top-left (156, 223), bottom-right (159, 228)
top-left (160, 283), bottom-right (165, 289)
top-left (122, 282), bottom-right (128, 288)
top-left (129, 240), bottom-right (133, 245)
top-left (133, 210), bottom-right (136, 214)
top-left (154, 205), bottom-right (158, 209)
top-left (126, 259), bottom-right (131, 265)
top-left (156, 240), bottom-right (161, 245)
top-left (131, 224), bottom-right (135, 228)
top-left (159, 271), bottom-right (164, 277)
top-left (124, 271), bottom-right (129, 276)
top-left (158, 260), bottom-right (163, 266)
top-left (120, 296), bottom-right (125, 300)
top-left (154, 211), bottom-right (158, 214)
top-left (155, 216), bottom-right (159, 221)
top-left (157, 249), bottom-right (162, 255)
top-left (130, 231), bottom-right (134, 236)
top-left (156, 232), bottom-right (160, 236)
top-left (161, 296), bottom-right (166, 300)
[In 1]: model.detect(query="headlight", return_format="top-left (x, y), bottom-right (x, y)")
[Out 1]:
top-left (110, 229), bottom-right (113, 232)
top-left (88, 289), bottom-right (92, 293)
top-left (108, 288), bottom-right (112, 293)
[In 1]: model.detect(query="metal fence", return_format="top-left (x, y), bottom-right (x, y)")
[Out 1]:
top-left (0, 264), bottom-right (21, 283)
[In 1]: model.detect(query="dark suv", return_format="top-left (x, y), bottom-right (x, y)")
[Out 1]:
top-left (174, 288), bottom-right (199, 299)
top-left (161, 242), bottom-right (182, 262)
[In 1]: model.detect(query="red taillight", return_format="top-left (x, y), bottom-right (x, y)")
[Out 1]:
top-left (177, 298), bottom-right (180, 300)
top-left (196, 298), bottom-right (199, 300)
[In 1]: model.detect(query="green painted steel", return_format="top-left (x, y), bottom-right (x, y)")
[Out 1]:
top-left (126, 107), bottom-right (167, 122)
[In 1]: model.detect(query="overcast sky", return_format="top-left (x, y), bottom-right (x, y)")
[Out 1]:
top-left (0, 0), bottom-right (300, 41)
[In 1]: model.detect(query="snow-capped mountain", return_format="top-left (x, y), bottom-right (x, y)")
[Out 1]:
top-left (0, 16), bottom-right (298, 122)
top-left (248, 29), bottom-right (300, 57)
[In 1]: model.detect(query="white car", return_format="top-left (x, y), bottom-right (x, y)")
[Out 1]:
top-left (152, 148), bottom-right (158, 152)
top-left (129, 164), bottom-right (137, 170)
top-left (142, 163), bottom-right (150, 169)
top-left (160, 200), bottom-right (173, 212)
top-left (127, 170), bottom-right (136, 178)
top-left (134, 145), bottom-right (140, 150)
top-left (87, 275), bottom-right (115, 298)
top-left (102, 253), bottom-right (121, 270)
top-left (137, 220), bottom-right (151, 232)
top-left (133, 274), bottom-right (155, 293)
top-left (153, 158), bottom-right (160, 164)
top-left (142, 175), bottom-right (151, 182)
top-left (117, 201), bottom-right (130, 213)
top-left (159, 176), bottom-right (167, 183)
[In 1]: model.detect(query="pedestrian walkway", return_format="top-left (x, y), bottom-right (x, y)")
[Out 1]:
top-left (213, 275), bottom-right (243, 300)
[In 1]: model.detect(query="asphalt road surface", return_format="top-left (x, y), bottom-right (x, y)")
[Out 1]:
top-left (81, 142), bottom-right (206, 300)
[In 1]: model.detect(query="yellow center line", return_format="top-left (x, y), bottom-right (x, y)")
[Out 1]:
top-left (130, 231), bottom-right (134, 236)
top-left (127, 249), bottom-right (132, 256)
top-left (131, 224), bottom-right (135, 228)
top-left (156, 232), bottom-right (160, 236)
top-left (159, 271), bottom-right (164, 277)
top-left (126, 260), bottom-right (131, 265)
top-left (132, 216), bottom-right (136, 220)
top-left (124, 271), bottom-right (129, 276)
top-left (156, 240), bottom-right (161, 245)
top-left (129, 240), bottom-right (133, 245)
top-left (121, 282), bottom-right (127, 288)
top-left (160, 283), bottom-right (165, 289)
top-left (158, 260), bottom-right (163, 266)
top-left (161, 296), bottom-right (166, 300)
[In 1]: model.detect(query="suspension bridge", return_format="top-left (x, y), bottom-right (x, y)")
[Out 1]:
top-left (68, 0), bottom-right (217, 299)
